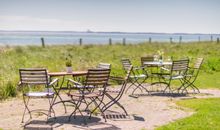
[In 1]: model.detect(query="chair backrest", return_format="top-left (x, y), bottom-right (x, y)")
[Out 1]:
top-left (97, 63), bottom-right (111, 69)
top-left (141, 56), bottom-right (154, 66)
top-left (171, 59), bottom-right (189, 75)
top-left (194, 58), bottom-right (204, 69)
top-left (85, 68), bottom-right (111, 88)
top-left (121, 58), bottom-right (132, 71)
top-left (19, 68), bottom-right (49, 85)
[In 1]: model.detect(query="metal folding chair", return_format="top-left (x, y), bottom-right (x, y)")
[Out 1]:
top-left (67, 68), bottom-right (110, 123)
top-left (181, 58), bottom-right (204, 93)
top-left (161, 59), bottom-right (189, 93)
top-left (17, 68), bottom-right (58, 123)
top-left (101, 65), bottom-right (132, 116)
top-left (121, 58), bottom-right (148, 95)
top-left (141, 56), bottom-right (157, 83)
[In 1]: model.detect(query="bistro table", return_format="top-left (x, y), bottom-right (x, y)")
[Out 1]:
top-left (48, 71), bottom-right (88, 113)
top-left (143, 61), bottom-right (172, 66)
top-left (143, 61), bottom-right (172, 91)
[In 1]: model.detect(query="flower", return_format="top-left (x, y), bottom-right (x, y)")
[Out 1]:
top-left (157, 50), bottom-right (164, 56)
top-left (157, 50), bottom-right (164, 60)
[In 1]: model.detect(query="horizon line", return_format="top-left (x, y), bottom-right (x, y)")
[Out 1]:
top-left (0, 29), bottom-right (219, 35)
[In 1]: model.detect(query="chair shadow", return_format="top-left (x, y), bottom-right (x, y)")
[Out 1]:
top-left (150, 92), bottom-right (187, 97)
top-left (24, 115), bottom-right (121, 130)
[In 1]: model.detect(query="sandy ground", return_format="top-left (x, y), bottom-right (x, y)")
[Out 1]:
top-left (1, 86), bottom-right (220, 130)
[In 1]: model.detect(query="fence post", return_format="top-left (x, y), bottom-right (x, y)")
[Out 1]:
top-left (198, 36), bottom-right (200, 42)
top-left (79, 38), bottom-right (82, 45)
top-left (123, 38), bottom-right (126, 45)
top-left (217, 37), bottom-right (219, 43)
top-left (170, 37), bottom-right (173, 43)
top-left (211, 35), bottom-right (213, 42)
top-left (179, 36), bottom-right (182, 43)
top-left (41, 37), bottom-right (45, 48)
top-left (149, 37), bottom-right (152, 43)
top-left (109, 38), bottom-right (112, 45)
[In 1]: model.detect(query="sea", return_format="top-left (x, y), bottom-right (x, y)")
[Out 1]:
top-left (0, 31), bottom-right (219, 46)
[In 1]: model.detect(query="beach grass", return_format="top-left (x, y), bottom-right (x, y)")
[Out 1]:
top-left (0, 41), bottom-right (220, 99)
top-left (157, 98), bottom-right (220, 130)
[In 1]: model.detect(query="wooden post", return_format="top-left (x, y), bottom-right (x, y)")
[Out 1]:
top-left (109, 38), bottom-right (112, 45)
top-left (170, 37), bottom-right (173, 43)
top-left (198, 36), bottom-right (200, 42)
top-left (41, 37), bottom-right (45, 48)
top-left (217, 37), bottom-right (219, 43)
top-left (149, 37), bottom-right (152, 43)
top-left (179, 36), bottom-right (182, 43)
top-left (123, 38), bottom-right (126, 45)
top-left (211, 35), bottom-right (213, 42)
top-left (79, 38), bottom-right (82, 45)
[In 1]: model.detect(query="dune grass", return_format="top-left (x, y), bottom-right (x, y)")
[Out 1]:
top-left (157, 98), bottom-right (220, 130)
top-left (0, 42), bottom-right (220, 99)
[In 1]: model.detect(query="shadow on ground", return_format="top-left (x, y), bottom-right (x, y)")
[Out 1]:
top-left (24, 115), bottom-right (122, 130)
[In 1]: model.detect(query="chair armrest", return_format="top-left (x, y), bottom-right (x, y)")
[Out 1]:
top-left (109, 76), bottom-right (125, 81)
top-left (17, 81), bottom-right (22, 91)
top-left (160, 67), bottom-right (170, 72)
top-left (49, 78), bottom-right (59, 86)
top-left (133, 66), bottom-right (145, 70)
top-left (68, 78), bottom-right (82, 86)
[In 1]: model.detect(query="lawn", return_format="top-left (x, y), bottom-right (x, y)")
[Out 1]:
top-left (157, 98), bottom-right (220, 130)
top-left (0, 42), bottom-right (220, 129)
top-left (0, 42), bottom-right (220, 99)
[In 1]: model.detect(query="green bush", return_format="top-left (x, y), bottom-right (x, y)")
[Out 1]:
top-left (0, 81), bottom-right (17, 99)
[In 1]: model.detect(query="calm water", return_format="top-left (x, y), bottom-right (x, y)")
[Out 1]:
top-left (0, 31), bottom-right (219, 46)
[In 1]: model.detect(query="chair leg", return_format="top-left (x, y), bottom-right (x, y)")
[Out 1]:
top-left (103, 93), bottom-right (128, 116)
top-left (69, 98), bottom-right (83, 121)
top-left (53, 89), bottom-right (67, 113)
top-left (47, 97), bottom-right (56, 121)
top-left (125, 79), bottom-right (136, 93)
top-left (22, 96), bottom-right (32, 123)
top-left (91, 98), bottom-right (107, 122)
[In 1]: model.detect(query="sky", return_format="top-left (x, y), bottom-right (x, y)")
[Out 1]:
top-left (0, 0), bottom-right (219, 34)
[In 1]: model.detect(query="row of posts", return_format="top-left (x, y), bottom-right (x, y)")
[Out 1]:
top-left (41, 36), bottom-right (220, 47)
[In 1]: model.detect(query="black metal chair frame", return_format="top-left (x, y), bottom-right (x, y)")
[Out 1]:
top-left (17, 68), bottom-right (59, 124)
top-left (180, 58), bottom-right (204, 93)
top-left (67, 68), bottom-right (110, 124)
top-left (160, 59), bottom-right (189, 93)
top-left (101, 65), bottom-right (132, 116)
top-left (121, 58), bottom-right (149, 95)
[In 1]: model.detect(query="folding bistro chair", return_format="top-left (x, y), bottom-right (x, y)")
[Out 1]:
top-left (121, 58), bottom-right (148, 95)
top-left (67, 68), bottom-right (110, 123)
top-left (161, 59), bottom-right (189, 93)
top-left (141, 56), bottom-right (157, 83)
top-left (17, 68), bottom-right (58, 123)
top-left (181, 58), bottom-right (204, 93)
top-left (102, 65), bottom-right (132, 116)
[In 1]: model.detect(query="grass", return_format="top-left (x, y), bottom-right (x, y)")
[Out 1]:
top-left (0, 42), bottom-right (220, 99)
top-left (157, 98), bottom-right (220, 130)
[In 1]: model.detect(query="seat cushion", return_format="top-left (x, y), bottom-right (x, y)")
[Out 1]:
top-left (25, 92), bottom-right (54, 97)
top-left (130, 74), bottom-right (147, 78)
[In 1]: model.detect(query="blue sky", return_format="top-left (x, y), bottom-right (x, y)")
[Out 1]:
top-left (0, 0), bottom-right (219, 33)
